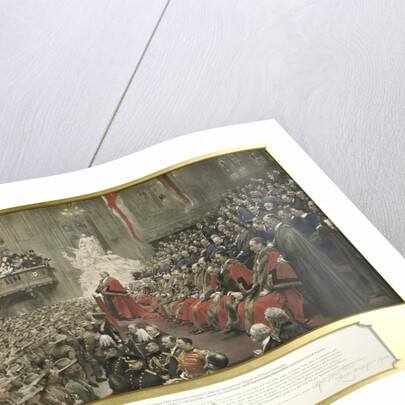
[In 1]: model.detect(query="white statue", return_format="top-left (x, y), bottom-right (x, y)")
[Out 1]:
top-left (78, 234), bottom-right (105, 257)
top-left (62, 245), bottom-right (143, 297)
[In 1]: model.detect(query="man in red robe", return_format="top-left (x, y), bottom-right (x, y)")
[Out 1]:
top-left (95, 272), bottom-right (157, 320)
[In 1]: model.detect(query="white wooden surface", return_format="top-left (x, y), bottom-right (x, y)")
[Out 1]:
top-left (0, 0), bottom-right (167, 181)
top-left (1, 1), bottom-right (405, 402)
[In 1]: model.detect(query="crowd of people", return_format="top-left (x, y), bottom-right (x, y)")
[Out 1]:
top-left (131, 169), bottom-right (399, 337)
top-left (0, 300), bottom-right (102, 404)
top-left (0, 299), bottom-right (229, 404)
top-left (0, 250), bottom-right (50, 276)
top-left (0, 168), bottom-right (400, 404)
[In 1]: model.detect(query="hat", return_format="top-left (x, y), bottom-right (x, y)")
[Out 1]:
top-left (0, 376), bottom-right (17, 389)
top-left (23, 373), bottom-right (45, 386)
top-left (6, 362), bottom-right (24, 377)
top-left (53, 358), bottom-right (77, 373)
top-left (48, 334), bottom-right (67, 345)
top-left (17, 384), bottom-right (44, 405)
top-left (121, 354), bottom-right (144, 363)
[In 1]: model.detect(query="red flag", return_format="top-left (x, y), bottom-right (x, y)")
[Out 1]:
top-left (160, 174), bottom-right (192, 205)
top-left (103, 193), bottom-right (143, 242)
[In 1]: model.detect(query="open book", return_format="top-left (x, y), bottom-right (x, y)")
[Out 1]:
top-left (0, 120), bottom-right (403, 405)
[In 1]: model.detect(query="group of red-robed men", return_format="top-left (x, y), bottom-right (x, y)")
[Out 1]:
top-left (93, 165), bottom-right (401, 338)
top-left (136, 237), bottom-right (311, 336)
top-left (94, 223), bottom-right (397, 341)
top-left (96, 226), bottom-right (397, 344)
top-left (93, 271), bottom-right (159, 341)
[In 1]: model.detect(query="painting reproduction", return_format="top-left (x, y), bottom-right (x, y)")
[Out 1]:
top-left (0, 145), bottom-right (402, 405)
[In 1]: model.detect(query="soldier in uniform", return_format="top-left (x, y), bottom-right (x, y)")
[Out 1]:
top-left (176, 337), bottom-right (208, 379)
top-left (20, 339), bottom-right (46, 366)
top-left (0, 377), bottom-right (19, 405)
top-left (15, 384), bottom-right (43, 405)
top-left (81, 322), bottom-right (106, 382)
top-left (37, 370), bottom-right (83, 405)
top-left (103, 345), bottom-right (127, 379)
top-left (122, 354), bottom-right (164, 391)
top-left (53, 358), bottom-right (99, 403)
top-left (144, 342), bottom-right (178, 381)
top-left (49, 335), bottom-right (77, 362)
top-left (57, 323), bottom-right (103, 387)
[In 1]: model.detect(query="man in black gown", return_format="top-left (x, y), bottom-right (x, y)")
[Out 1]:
top-left (264, 217), bottom-right (370, 318)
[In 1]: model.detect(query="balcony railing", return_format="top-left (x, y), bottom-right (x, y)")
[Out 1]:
top-left (0, 266), bottom-right (56, 298)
